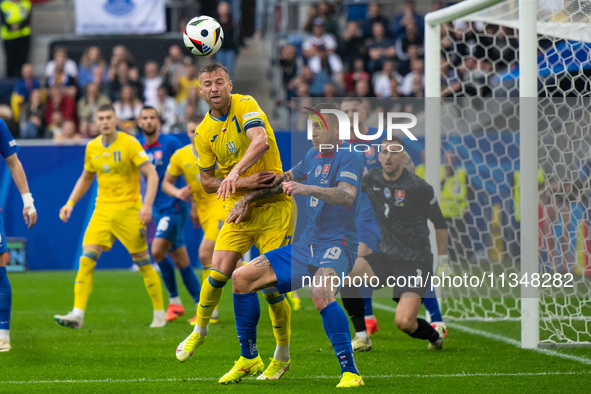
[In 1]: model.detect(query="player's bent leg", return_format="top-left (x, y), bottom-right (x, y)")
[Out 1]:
top-left (55, 246), bottom-right (102, 329)
top-left (312, 267), bottom-right (363, 388)
top-left (132, 253), bottom-right (166, 328)
top-left (396, 294), bottom-right (444, 349)
top-left (0, 254), bottom-right (12, 350)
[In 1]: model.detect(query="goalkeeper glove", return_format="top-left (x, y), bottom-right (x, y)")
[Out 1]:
top-left (436, 254), bottom-right (450, 276)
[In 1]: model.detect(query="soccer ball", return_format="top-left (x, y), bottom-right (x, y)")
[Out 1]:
top-left (183, 16), bottom-right (224, 57)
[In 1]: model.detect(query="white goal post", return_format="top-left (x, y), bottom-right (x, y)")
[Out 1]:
top-left (424, 0), bottom-right (591, 348)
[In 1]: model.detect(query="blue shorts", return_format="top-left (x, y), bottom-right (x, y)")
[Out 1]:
top-left (265, 242), bottom-right (357, 294)
top-left (0, 213), bottom-right (6, 254)
top-left (154, 209), bottom-right (187, 250)
top-left (357, 218), bottom-right (381, 252)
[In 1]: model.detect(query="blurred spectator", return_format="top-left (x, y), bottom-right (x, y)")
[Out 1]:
top-left (78, 46), bottom-right (108, 89)
top-left (54, 119), bottom-right (81, 145)
top-left (440, 57), bottom-right (462, 97)
top-left (19, 88), bottom-right (45, 138)
top-left (372, 60), bottom-right (401, 97)
top-left (113, 84), bottom-right (142, 134)
top-left (396, 43), bottom-right (421, 76)
top-left (108, 45), bottom-right (136, 81)
top-left (338, 21), bottom-right (367, 70)
top-left (11, 62), bottom-right (40, 122)
top-left (290, 65), bottom-right (330, 97)
top-left (215, 1), bottom-right (243, 80)
top-left (78, 82), bottom-right (111, 124)
top-left (177, 85), bottom-right (208, 123)
top-left (344, 58), bottom-right (370, 94)
top-left (304, 0), bottom-right (339, 37)
top-left (45, 85), bottom-right (77, 127)
top-left (390, 0), bottom-right (424, 40)
top-left (279, 44), bottom-right (303, 95)
top-left (107, 61), bottom-right (143, 103)
top-left (366, 22), bottom-right (396, 74)
top-left (395, 19), bottom-right (423, 64)
top-left (174, 61), bottom-right (200, 103)
top-left (0, 0), bottom-right (32, 78)
top-left (361, 1), bottom-right (390, 40)
top-left (154, 85), bottom-right (178, 133)
top-left (142, 60), bottom-right (162, 107)
top-left (302, 18), bottom-right (343, 75)
top-left (83, 119), bottom-right (99, 139)
top-left (44, 46), bottom-right (78, 96)
top-left (399, 57), bottom-right (424, 97)
top-left (354, 79), bottom-right (372, 97)
top-left (0, 105), bottom-right (17, 136)
top-left (46, 110), bottom-right (64, 139)
top-left (160, 44), bottom-right (188, 92)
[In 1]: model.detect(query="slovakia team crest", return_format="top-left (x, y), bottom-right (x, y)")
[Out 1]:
top-left (395, 189), bottom-right (405, 206)
top-left (322, 164), bottom-right (331, 178)
top-left (315, 165), bottom-right (322, 178)
top-left (154, 150), bottom-right (163, 160)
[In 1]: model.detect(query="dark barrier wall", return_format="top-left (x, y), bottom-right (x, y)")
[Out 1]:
top-left (0, 132), bottom-right (291, 271)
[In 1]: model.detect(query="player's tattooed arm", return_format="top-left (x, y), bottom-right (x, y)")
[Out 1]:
top-left (226, 171), bottom-right (298, 224)
top-left (284, 181), bottom-right (357, 206)
top-left (200, 168), bottom-right (223, 194)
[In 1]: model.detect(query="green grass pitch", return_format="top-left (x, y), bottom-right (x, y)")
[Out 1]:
top-left (2, 270), bottom-right (590, 392)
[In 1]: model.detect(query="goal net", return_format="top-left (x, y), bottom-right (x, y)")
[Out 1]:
top-left (426, 0), bottom-right (591, 346)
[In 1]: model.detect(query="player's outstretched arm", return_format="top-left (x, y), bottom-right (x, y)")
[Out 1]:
top-left (5, 153), bottom-right (37, 228)
top-left (59, 170), bottom-right (96, 223)
top-left (226, 171), bottom-right (297, 224)
top-left (218, 127), bottom-right (270, 200)
top-left (161, 172), bottom-right (193, 202)
top-left (284, 181), bottom-right (357, 207)
top-left (200, 167), bottom-right (276, 196)
top-left (138, 162), bottom-right (158, 224)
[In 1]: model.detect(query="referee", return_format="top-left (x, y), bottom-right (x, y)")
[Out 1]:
top-left (341, 136), bottom-right (449, 350)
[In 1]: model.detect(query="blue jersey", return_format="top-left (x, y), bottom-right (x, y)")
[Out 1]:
top-left (291, 142), bottom-right (364, 248)
top-left (349, 127), bottom-right (382, 221)
top-left (0, 120), bottom-right (19, 212)
top-left (137, 134), bottom-right (186, 215)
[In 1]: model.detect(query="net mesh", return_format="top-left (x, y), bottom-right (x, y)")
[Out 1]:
top-left (435, 0), bottom-right (591, 345)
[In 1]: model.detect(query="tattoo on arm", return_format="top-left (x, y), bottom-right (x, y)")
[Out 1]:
top-left (253, 255), bottom-right (271, 267)
top-left (310, 182), bottom-right (357, 206)
top-left (244, 171), bottom-right (295, 203)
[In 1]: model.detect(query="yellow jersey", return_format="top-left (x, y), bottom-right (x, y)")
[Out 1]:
top-left (84, 132), bottom-right (149, 204)
top-left (194, 93), bottom-right (286, 206)
top-left (167, 144), bottom-right (226, 223)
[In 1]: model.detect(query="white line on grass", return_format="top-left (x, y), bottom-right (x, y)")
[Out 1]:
top-left (4, 371), bottom-right (591, 385)
top-left (372, 302), bottom-right (591, 365)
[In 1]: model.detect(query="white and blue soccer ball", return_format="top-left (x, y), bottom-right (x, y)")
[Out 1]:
top-left (183, 16), bottom-right (224, 57)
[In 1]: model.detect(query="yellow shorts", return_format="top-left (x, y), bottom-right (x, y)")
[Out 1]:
top-left (201, 217), bottom-right (224, 242)
top-left (215, 197), bottom-right (292, 256)
top-left (82, 200), bottom-right (148, 254)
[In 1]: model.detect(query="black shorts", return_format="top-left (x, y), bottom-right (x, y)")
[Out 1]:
top-left (363, 252), bottom-right (432, 300)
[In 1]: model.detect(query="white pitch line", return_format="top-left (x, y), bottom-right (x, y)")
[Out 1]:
top-left (372, 302), bottom-right (591, 365)
top-left (3, 371), bottom-right (591, 385)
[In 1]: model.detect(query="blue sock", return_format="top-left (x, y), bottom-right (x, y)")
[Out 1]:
top-left (180, 266), bottom-right (201, 304)
top-left (233, 292), bottom-right (260, 359)
top-left (423, 285), bottom-right (443, 322)
top-left (158, 257), bottom-right (178, 298)
top-left (0, 267), bottom-right (11, 330)
top-left (362, 297), bottom-right (374, 316)
top-left (320, 301), bottom-right (358, 375)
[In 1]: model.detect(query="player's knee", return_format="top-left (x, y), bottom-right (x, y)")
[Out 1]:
top-left (151, 246), bottom-right (167, 262)
top-left (395, 315), bottom-right (417, 334)
top-left (198, 248), bottom-right (211, 265)
top-left (231, 268), bottom-right (252, 294)
top-left (311, 287), bottom-right (333, 311)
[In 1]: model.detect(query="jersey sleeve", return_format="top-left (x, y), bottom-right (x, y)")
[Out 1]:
top-left (129, 138), bottom-right (150, 168)
top-left (236, 96), bottom-right (266, 132)
top-left (290, 150), bottom-right (309, 180)
top-left (83, 143), bottom-right (96, 173)
top-left (0, 120), bottom-right (19, 158)
top-left (336, 152), bottom-right (364, 189)
top-left (194, 130), bottom-right (216, 172)
top-left (167, 149), bottom-right (183, 177)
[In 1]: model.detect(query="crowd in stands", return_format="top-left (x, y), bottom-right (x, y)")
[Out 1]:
top-left (278, 0), bottom-right (520, 108)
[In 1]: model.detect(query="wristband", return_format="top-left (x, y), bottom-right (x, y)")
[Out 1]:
top-left (21, 192), bottom-right (34, 207)
top-left (67, 200), bottom-right (75, 207)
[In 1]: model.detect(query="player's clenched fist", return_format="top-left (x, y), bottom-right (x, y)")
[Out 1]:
top-left (59, 201), bottom-right (74, 223)
top-left (282, 181), bottom-right (310, 196)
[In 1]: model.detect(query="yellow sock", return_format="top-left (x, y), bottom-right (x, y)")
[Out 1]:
top-left (73, 252), bottom-right (98, 311)
top-left (202, 267), bottom-right (210, 284)
top-left (196, 269), bottom-right (229, 327)
top-left (137, 262), bottom-right (164, 311)
top-left (263, 289), bottom-right (291, 346)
